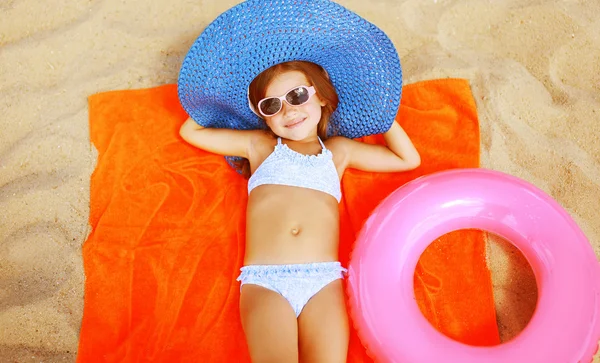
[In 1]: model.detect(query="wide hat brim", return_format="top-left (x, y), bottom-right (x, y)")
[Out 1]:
top-left (178, 0), bottom-right (402, 139)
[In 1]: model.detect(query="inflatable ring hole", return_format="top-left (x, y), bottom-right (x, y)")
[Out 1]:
top-left (485, 230), bottom-right (538, 343)
top-left (413, 229), bottom-right (538, 347)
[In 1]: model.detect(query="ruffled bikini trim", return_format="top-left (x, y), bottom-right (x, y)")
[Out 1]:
top-left (237, 261), bottom-right (347, 279)
top-left (274, 143), bottom-right (333, 165)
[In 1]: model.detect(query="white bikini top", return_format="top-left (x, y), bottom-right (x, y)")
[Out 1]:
top-left (247, 137), bottom-right (342, 202)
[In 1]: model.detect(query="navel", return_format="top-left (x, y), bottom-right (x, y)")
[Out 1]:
top-left (290, 227), bottom-right (301, 236)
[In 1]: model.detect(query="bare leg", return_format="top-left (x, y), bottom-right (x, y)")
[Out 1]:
top-left (240, 284), bottom-right (299, 363)
top-left (297, 280), bottom-right (349, 363)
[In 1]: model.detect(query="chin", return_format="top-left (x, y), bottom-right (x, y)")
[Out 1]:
top-left (282, 129), bottom-right (313, 141)
top-left (280, 123), bottom-right (319, 141)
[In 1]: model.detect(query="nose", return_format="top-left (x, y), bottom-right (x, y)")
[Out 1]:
top-left (280, 101), bottom-right (296, 118)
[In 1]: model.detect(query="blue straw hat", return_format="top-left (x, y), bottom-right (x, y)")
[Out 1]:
top-left (178, 0), bottom-right (402, 139)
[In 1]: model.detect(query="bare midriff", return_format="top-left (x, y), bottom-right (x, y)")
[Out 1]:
top-left (244, 184), bottom-right (339, 265)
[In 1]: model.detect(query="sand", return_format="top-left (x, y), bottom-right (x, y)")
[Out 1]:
top-left (0, 0), bottom-right (598, 361)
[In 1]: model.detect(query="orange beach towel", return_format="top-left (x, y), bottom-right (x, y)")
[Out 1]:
top-left (78, 79), bottom-right (499, 362)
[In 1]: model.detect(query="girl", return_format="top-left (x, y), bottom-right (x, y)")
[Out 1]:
top-left (179, 60), bottom-right (420, 363)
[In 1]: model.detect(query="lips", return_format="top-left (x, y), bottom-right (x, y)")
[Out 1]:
top-left (285, 117), bottom-right (306, 128)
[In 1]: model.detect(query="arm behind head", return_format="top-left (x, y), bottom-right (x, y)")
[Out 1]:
top-left (179, 117), bottom-right (264, 159)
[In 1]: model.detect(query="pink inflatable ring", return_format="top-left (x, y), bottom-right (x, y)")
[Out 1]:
top-left (347, 168), bottom-right (600, 363)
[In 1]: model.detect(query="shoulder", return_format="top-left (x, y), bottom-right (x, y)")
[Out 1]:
top-left (251, 130), bottom-right (277, 148)
top-left (249, 129), bottom-right (275, 145)
top-left (325, 135), bottom-right (362, 153)
top-left (248, 130), bottom-right (278, 161)
top-left (324, 136), bottom-right (353, 169)
top-left (324, 135), bottom-right (350, 149)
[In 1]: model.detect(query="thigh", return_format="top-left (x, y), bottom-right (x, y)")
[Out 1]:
top-left (297, 279), bottom-right (349, 363)
top-left (240, 284), bottom-right (299, 363)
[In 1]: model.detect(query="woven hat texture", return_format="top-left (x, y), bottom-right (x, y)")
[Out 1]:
top-left (178, 0), bottom-right (403, 139)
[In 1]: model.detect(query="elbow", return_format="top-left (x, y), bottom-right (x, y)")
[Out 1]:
top-left (408, 148), bottom-right (422, 170)
top-left (401, 154), bottom-right (421, 171)
top-left (179, 119), bottom-right (197, 142)
top-left (409, 154), bottom-right (421, 170)
top-left (179, 123), bottom-right (189, 141)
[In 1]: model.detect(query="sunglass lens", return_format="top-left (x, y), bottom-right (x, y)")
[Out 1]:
top-left (286, 87), bottom-right (309, 105)
top-left (259, 98), bottom-right (281, 116)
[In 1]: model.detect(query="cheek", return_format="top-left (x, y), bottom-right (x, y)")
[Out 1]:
top-left (264, 116), bottom-right (279, 129)
top-left (264, 118), bottom-right (274, 129)
top-left (308, 103), bottom-right (323, 120)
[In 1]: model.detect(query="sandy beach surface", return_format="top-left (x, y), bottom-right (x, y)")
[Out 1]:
top-left (1, 0), bottom-right (599, 361)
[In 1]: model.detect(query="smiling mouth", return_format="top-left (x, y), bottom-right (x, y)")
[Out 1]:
top-left (285, 118), bottom-right (306, 128)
